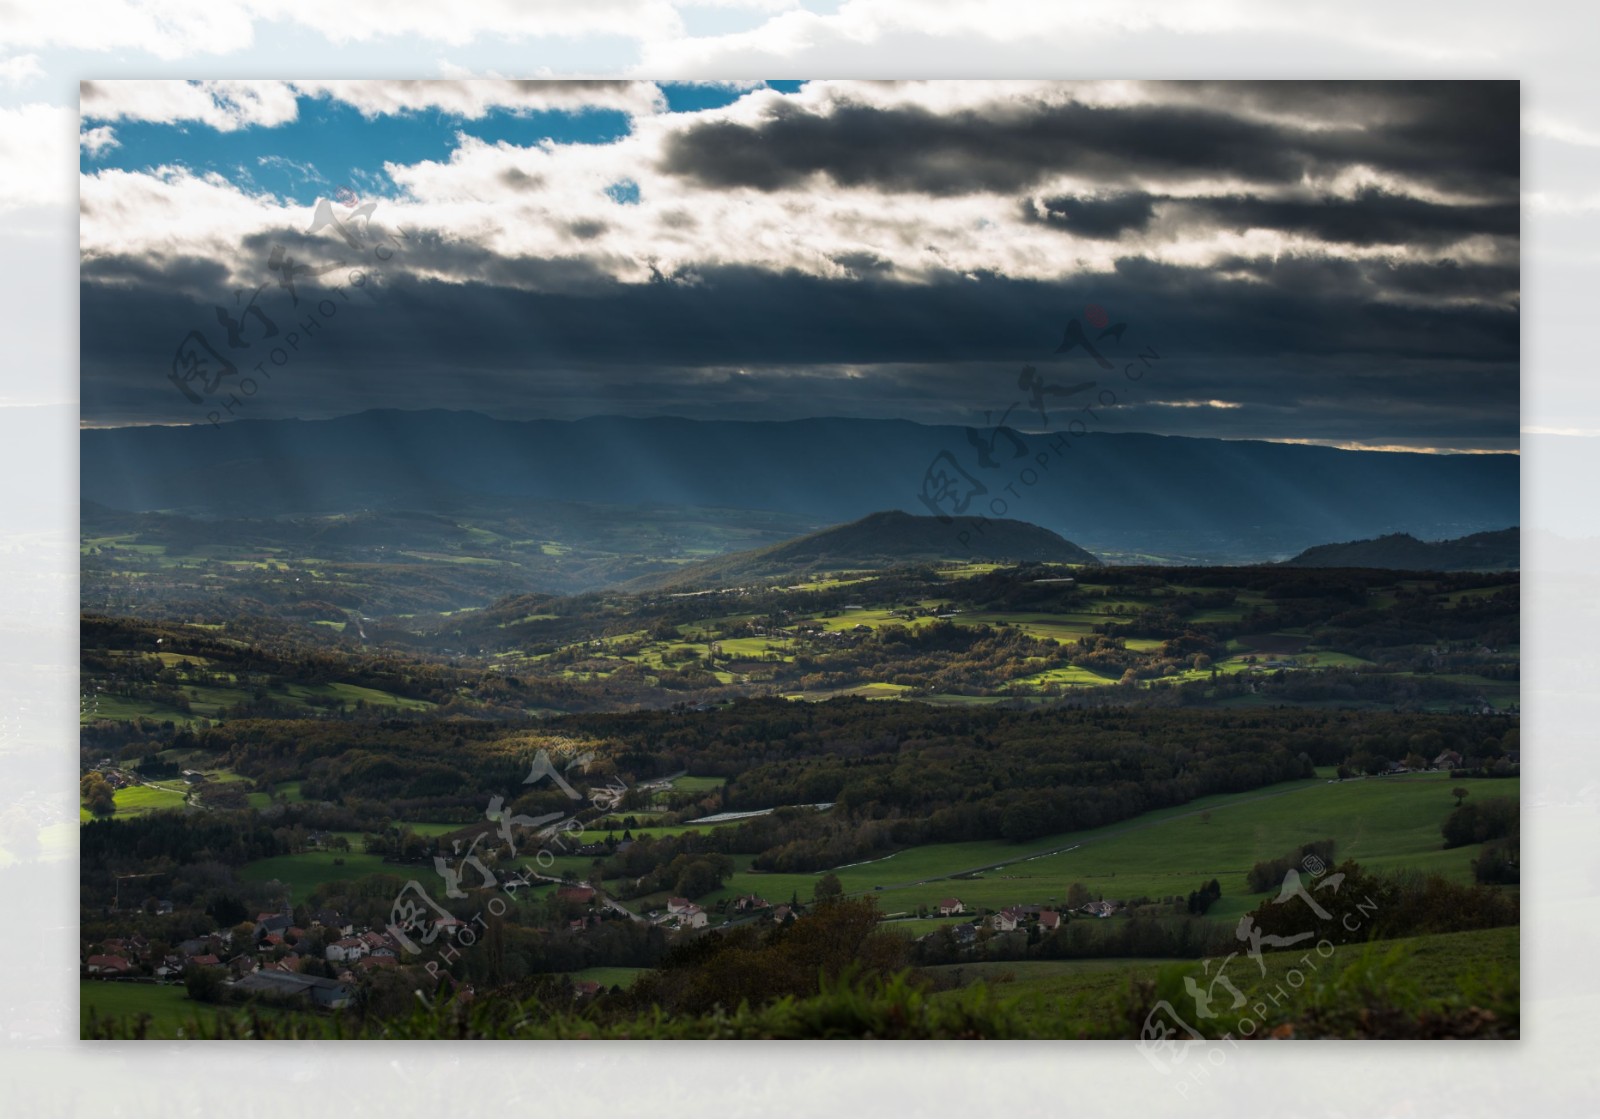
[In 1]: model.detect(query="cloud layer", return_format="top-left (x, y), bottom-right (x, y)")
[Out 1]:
top-left (78, 79), bottom-right (1519, 449)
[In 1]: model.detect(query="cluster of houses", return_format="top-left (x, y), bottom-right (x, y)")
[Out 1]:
top-left (924, 896), bottom-right (1121, 946)
top-left (81, 904), bottom-right (430, 1011)
top-left (87, 762), bottom-right (139, 790)
top-left (1359, 749), bottom-right (1519, 778)
top-left (636, 892), bottom-right (800, 931)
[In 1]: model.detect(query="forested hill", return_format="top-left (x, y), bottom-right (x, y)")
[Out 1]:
top-left (630, 510), bottom-right (1098, 589)
top-left (1283, 528), bottom-right (1518, 571)
top-left (81, 410), bottom-right (1519, 560)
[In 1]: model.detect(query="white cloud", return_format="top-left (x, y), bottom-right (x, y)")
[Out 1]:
top-left (636, 0), bottom-right (1515, 75)
top-left (1524, 110), bottom-right (1600, 148)
top-left (0, 104), bottom-right (76, 214)
top-left (292, 79), bottom-right (666, 120)
top-left (0, 0), bottom-right (695, 57)
top-left (78, 83), bottom-right (1514, 306)
top-left (79, 80), bottom-right (301, 132)
top-left (78, 125), bottom-right (118, 157)
top-left (0, 0), bottom-right (259, 60)
top-left (77, 79), bottom-right (671, 132)
top-left (251, 0), bottom-right (686, 46)
top-left (0, 53), bottom-right (43, 86)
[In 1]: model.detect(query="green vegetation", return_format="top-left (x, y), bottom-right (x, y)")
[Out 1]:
top-left (1284, 529), bottom-right (1518, 572)
top-left (238, 851), bottom-right (392, 899)
top-left (80, 980), bottom-right (309, 1039)
top-left (83, 923), bottom-right (1516, 1041)
top-left (702, 773), bottom-right (1517, 920)
top-left (79, 981), bottom-right (220, 1036)
top-left (80, 781), bottom-right (189, 822)
top-left (78, 509), bottom-right (1520, 1042)
top-left (566, 966), bottom-right (645, 990)
top-left (927, 925), bottom-right (1517, 1033)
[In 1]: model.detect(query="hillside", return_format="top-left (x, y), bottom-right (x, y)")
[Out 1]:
top-left (630, 510), bottom-right (1099, 589)
top-left (80, 410), bottom-right (1520, 562)
top-left (1283, 528), bottom-right (1519, 571)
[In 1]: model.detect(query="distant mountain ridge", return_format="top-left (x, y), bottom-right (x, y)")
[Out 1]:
top-left (1282, 528), bottom-right (1519, 571)
top-left (632, 510), bottom-right (1098, 589)
top-left (80, 410), bottom-right (1519, 562)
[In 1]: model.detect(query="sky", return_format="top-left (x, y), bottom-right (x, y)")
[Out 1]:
top-left (74, 78), bottom-right (1522, 451)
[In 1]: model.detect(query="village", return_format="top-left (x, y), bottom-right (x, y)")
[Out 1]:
top-left (82, 874), bottom-right (1137, 1015)
top-left (80, 878), bottom-right (830, 1015)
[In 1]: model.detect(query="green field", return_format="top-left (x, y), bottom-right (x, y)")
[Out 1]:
top-left (686, 772), bottom-right (1517, 921)
top-left (246, 780), bottom-right (306, 810)
top-left (925, 925), bottom-right (1519, 1021)
top-left (668, 775), bottom-right (729, 793)
top-left (82, 671), bottom-right (435, 727)
top-left (80, 782), bottom-right (190, 822)
top-left (80, 980), bottom-right (310, 1039)
top-left (566, 966), bottom-right (646, 990)
top-left (238, 850), bottom-right (395, 899)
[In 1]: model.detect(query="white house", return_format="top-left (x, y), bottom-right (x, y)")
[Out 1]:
top-left (992, 907), bottom-right (1026, 932)
top-left (325, 937), bottom-right (367, 962)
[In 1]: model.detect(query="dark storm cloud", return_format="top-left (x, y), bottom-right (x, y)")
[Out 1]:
top-left (79, 253), bottom-right (1518, 378)
top-left (659, 98), bottom-right (1305, 195)
top-left (1031, 194), bottom-right (1157, 239)
top-left (1027, 188), bottom-right (1517, 247)
top-left (658, 82), bottom-right (1519, 201)
top-left (1186, 191), bottom-right (1518, 247)
top-left (1173, 80), bottom-right (1520, 196)
top-left (79, 252), bottom-right (1518, 448)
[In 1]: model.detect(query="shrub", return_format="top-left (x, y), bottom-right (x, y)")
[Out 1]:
top-left (1442, 797), bottom-right (1517, 849)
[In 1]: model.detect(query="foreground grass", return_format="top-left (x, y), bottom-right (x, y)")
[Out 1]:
top-left (80, 981), bottom-right (309, 1038)
top-left (84, 927), bottom-right (1516, 1040)
top-left (926, 925), bottom-right (1519, 1030)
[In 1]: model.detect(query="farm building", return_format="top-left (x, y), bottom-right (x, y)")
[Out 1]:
top-left (233, 970), bottom-right (354, 1009)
